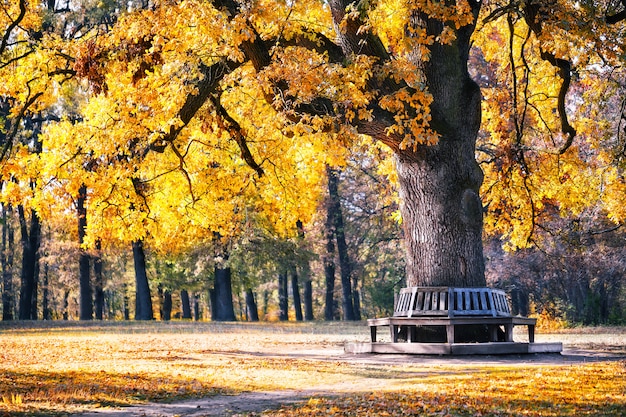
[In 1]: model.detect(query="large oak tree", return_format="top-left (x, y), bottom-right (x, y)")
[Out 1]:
top-left (5, 0), bottom-right (626, 296)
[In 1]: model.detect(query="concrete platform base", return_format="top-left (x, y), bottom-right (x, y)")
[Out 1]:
top-left (345, 341), bottom-right (563, 355)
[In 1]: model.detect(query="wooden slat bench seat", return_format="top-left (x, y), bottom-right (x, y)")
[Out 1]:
top-left (368, 287), bottom-right (536, 345)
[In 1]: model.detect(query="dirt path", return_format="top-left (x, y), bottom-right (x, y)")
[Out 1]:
top-left (74, 343), bottom-right (625, 417)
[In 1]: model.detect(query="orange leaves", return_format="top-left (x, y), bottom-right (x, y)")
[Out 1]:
top-left (268, 362), bottom-right (626, 417)
top-left (380, 87), bottom-right (438, 149)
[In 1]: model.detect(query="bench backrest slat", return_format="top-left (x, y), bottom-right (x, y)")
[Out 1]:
top-left (394, 287), bottom-right (512, 318)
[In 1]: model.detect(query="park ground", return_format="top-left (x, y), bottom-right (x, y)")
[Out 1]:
top-left (0, 321), bottom-right (624, 416)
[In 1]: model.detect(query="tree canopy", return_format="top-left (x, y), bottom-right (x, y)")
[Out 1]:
top-left (0, 0), bottom-right (624, 288)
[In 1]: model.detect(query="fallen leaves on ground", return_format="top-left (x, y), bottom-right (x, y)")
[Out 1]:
top-left (261, 361), bottom-right (626, 417)
top-left (0, 322), bottom-right (624, 416)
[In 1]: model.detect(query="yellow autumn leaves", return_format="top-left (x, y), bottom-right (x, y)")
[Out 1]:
top-left (0, 0), bottom-right (624, 254)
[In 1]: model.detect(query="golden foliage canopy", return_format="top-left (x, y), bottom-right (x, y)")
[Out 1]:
top-left (0, 0), bottom-right (624, 251)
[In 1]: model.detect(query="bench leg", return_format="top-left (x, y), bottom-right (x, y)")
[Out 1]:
top-left (408, 326), bottom-right (417, 343)
top-left (528, 325), bottom-right (535, 343)
top-left (504, 324), bottom-right (514, 342)
top-left (391, 325), bottom-right (398, 342)
top-left (370, 326), bottom-right (377, 342)
top-left (446, 324), bottom-right (455, 343)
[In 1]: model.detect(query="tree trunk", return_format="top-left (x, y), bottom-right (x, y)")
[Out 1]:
top-left (162, 289), bottom-right (172, 321)
top-left (245, 288), bottom-right (259, 322)
top-left (213, 266), bottom-right (236, 321)
top-left (42, 262), bottom-right (51, 320)
top-left (2, 203), bottom-right (14, 321)
top-left (193, 294), bottom-right (200, 321)
top-left (278, 272), bottom-right (288, 321)
top-left (397, 8), bottom-right (485, 288)
top-left (63, 289), bottom-right (70, 320)
top-left (18, 206), bottom-right (41, 320)
top-left (295, 220), bottom-right (314, 320)
top-left (181, 289), bottom-right (192, 319)
top-left (77, 184), bottom-right (93, 320)
top-left (290, 269), bottom-right (303, 321)
top-left (123, 283), bottom-right (130, 320)
top-left (94, 239), bottom-right (105, 320)
top-left (352, 288), bottom-right (361, 321)
top-left (327, 167), bottom-right (356, 320)
top-left (323, 191), bottom-right (337, 321)
top-left (132, 240), bottom-right (153, 320)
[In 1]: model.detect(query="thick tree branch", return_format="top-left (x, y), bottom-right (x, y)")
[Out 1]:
top-left (523, 2), bottom-right (576, 155)
top-left (607, 0), bottom-right (626, 24)
top-left (0, 0), bottom-right (26, 56)
top-left (209, 94), bottom-right (265, 178)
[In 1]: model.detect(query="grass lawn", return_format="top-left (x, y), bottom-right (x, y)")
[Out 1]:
top-left (0, 321), bottom-right (624, 416)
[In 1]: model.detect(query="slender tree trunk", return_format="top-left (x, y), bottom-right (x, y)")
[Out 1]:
top-left (18, 206), bottom-right (41, 320)
top-left (42, 262), bottom-right (51, 320)
top-left (162, 289), bottom-right (172, 321)
top-left (132, 240), bottom-right (153, 320)
top-left (63, 289), bottom-right (70, 320)
top-left (123, 283), bottom-right (130, 320)
top-left (327, 166), bottom-right (356, 320)
top-left (262, 290), bottom-right (269, 319)
top-left (193, 294), bottom-right (200, 320)
top-left (322, 185), bottom-right (337, 321)
top-left (245, 288), bottom-right (259, 322)
top-left (213, 266), bottom-right (236, 321)
top-left (181, 289), bottom-right (192, 319)
top-left (94, 239), bottom-right (105, 320)
top-left (290, 269), bottom-right (303, 321)
top-left (2, 203), bottom-right (14, 321)
top-left (295, 220), bottom-right (314, 320)
top-left (77, 184), bottom-right (93, 320)
top-left (278, 272), bottom-right (288, 321)
top-left (352, 288), bottom-right (361, 321)
top-left (323, 222), bottom-right (336, 321)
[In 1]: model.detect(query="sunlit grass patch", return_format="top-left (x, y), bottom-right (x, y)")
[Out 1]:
top-left (262, 361), bottom-right (626, 416)
top-left (0, 322), bottom-right (624, 416)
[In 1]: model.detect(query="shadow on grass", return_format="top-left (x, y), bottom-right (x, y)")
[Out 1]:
top-left (0, 368), bottom-right (230, 415)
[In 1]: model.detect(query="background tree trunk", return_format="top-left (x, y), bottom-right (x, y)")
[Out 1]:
top-left (181, 289), bottom-right (192, 319)
top-left (42, 263), bottom-right (51, 320)
top-left (290, 269), bottom-right (303, 321)
top-left (2, 203), bottom-right (14, 321)
top-left (213, 266), bottom-right (236, 321)
top-left (132, 240), bottom-right (153, 320)
top-left (278, 272), bottom-right (288, 321)
top-left (245, 288), bottom-right (259, 322)
top-left (18, 206), bottom-right (41, 320)
top-left (94, 239), bottom-right (105, 320)
top-left (296, 220), bottom-right (314, 320)
top-left (77, 184), bottom-right (93, 320)
top-left (161, 290), bottom-right (172, 321)
top-left (327, 167), bottom-right (356, 320)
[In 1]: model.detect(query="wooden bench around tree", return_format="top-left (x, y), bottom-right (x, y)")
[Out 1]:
top-left (367, 287), bottom-right (536, 344)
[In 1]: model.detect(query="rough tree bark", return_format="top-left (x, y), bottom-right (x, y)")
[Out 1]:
top-left (396, 7), bottom-right (485, 287)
